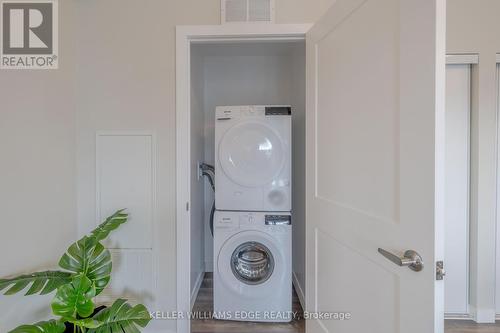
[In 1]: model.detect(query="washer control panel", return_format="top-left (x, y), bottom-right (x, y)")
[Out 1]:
top-left (215, 212), bottom-right (292, 232)
top-left (265, 214), bottom-right (291, 225)
top-left (265, 106), bottom-right (291, 116)
top-left (216, 105), bottom-right (292, 120)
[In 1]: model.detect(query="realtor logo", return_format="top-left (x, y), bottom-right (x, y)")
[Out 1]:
top-left (1, 0), bottom-right (58, 69)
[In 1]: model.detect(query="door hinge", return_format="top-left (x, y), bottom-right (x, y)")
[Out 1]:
top-left (436, 261), bottom-right (446, 280)
top-left (186, 202), bottom-right (189, 211)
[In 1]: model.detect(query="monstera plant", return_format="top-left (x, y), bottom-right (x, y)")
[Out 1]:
top-left (0, 210), bottom-right (152, 333)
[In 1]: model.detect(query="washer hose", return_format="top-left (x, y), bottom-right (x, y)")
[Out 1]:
top-left (200, 163), bottom-right (215, 236)
top-left (209, 201), bottom-right (215, 236)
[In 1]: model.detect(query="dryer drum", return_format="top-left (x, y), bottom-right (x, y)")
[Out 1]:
top-left (231, 242), bottom-right (275, 285)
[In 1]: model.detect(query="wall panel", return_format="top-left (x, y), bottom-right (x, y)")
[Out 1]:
top-left (95, 132), bottom-right (157, 308)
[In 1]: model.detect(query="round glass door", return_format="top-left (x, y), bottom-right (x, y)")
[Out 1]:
top-left (231, 242), bottom-right (274, 285)
top-left (219, 122), bottom-right (285, 187)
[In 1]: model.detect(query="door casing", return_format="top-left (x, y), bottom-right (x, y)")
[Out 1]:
top-left (443, 54), bottom-right (478, 319)
top-left (175, 24), bottom-right (311, 333)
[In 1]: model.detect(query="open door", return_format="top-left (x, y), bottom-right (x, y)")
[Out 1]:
top-left (305, 0), bottom-right (446, 332)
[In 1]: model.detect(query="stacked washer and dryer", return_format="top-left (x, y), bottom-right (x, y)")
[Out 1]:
top-left (213, 105), bottom-right (293, 322)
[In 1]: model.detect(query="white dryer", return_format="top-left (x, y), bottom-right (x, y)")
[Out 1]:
top-left (213, 210), bottom-right (292, 322)
top-left (215, 105), bottom-right (291, 212)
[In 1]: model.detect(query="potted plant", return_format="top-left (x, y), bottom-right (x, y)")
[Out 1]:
top-left (0, 209), bottom-right (152, 333)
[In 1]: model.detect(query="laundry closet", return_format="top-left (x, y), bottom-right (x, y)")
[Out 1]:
top-left (188, 40), bottom-right (306, 320)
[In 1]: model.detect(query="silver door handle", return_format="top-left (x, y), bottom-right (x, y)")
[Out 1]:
top-left (378, 248), bottom-right (424, 272)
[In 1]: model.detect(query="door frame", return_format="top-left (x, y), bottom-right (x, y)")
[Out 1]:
top-left (444, 53), bottom-right (478, 319)
top-left (175, 23), bottom-right (311, 333)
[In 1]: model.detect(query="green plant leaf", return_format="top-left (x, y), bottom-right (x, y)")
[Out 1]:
top-left (8, 319), bottom-right (66, 333)
top-left (57, 210), bottom-right (128, 295)
top-left (0, 271), bottom-right (72, 296)
top-left (86, 299), bottom-right (151, 333)
top-left (51, 275), bottom-right (96, 318)
top-left (90, 209), bottom-right (128, 241)
top-left (58, 236), bottom-right (111, 295)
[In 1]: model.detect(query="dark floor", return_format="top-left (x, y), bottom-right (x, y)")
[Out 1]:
top-left (191, 273), bottom-right (500, 333)
top-left (445, 320), bottom-right (500, 333)
top-left (191, 273), bottom-right (304, 333)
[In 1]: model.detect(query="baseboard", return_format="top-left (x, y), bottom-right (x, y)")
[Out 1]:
top-left (292, 272), bottom-right (305, 310)
top-left (190, 271), bottom-right (204, 310)
top-left (476, 309), bottom-right (496, 323)
top-left (469, 305), bottom-right (496, 323)
top-left (444, 313), bottom-right (473, 320)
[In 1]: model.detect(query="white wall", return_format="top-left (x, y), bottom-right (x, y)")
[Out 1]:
top-left (447, 0), bottom-right (500, 322)
top-left (0, 1), bottom-right (76, 331)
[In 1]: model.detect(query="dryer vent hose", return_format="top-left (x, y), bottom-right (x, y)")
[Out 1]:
top-left (200, 163), bottom-right (215, 236)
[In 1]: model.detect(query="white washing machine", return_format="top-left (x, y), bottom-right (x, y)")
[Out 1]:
top-left (213, 211), bottom-right (292, 322)
top-left (215, 105), bottom-right (291, 212)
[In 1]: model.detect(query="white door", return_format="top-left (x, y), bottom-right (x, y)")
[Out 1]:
top-left (305, 0), bottom-right (446, 332)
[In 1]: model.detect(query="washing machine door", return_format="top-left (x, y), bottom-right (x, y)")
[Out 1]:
top-left (217, 230), bottom-right (285, 298)
top-left (219, 121), bottom-right (285, 187)
top-left (231, 241), bottom-right (274, 285)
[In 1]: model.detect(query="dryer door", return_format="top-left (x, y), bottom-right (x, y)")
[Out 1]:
top-left (219, 122), bottom-right (285, 187)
